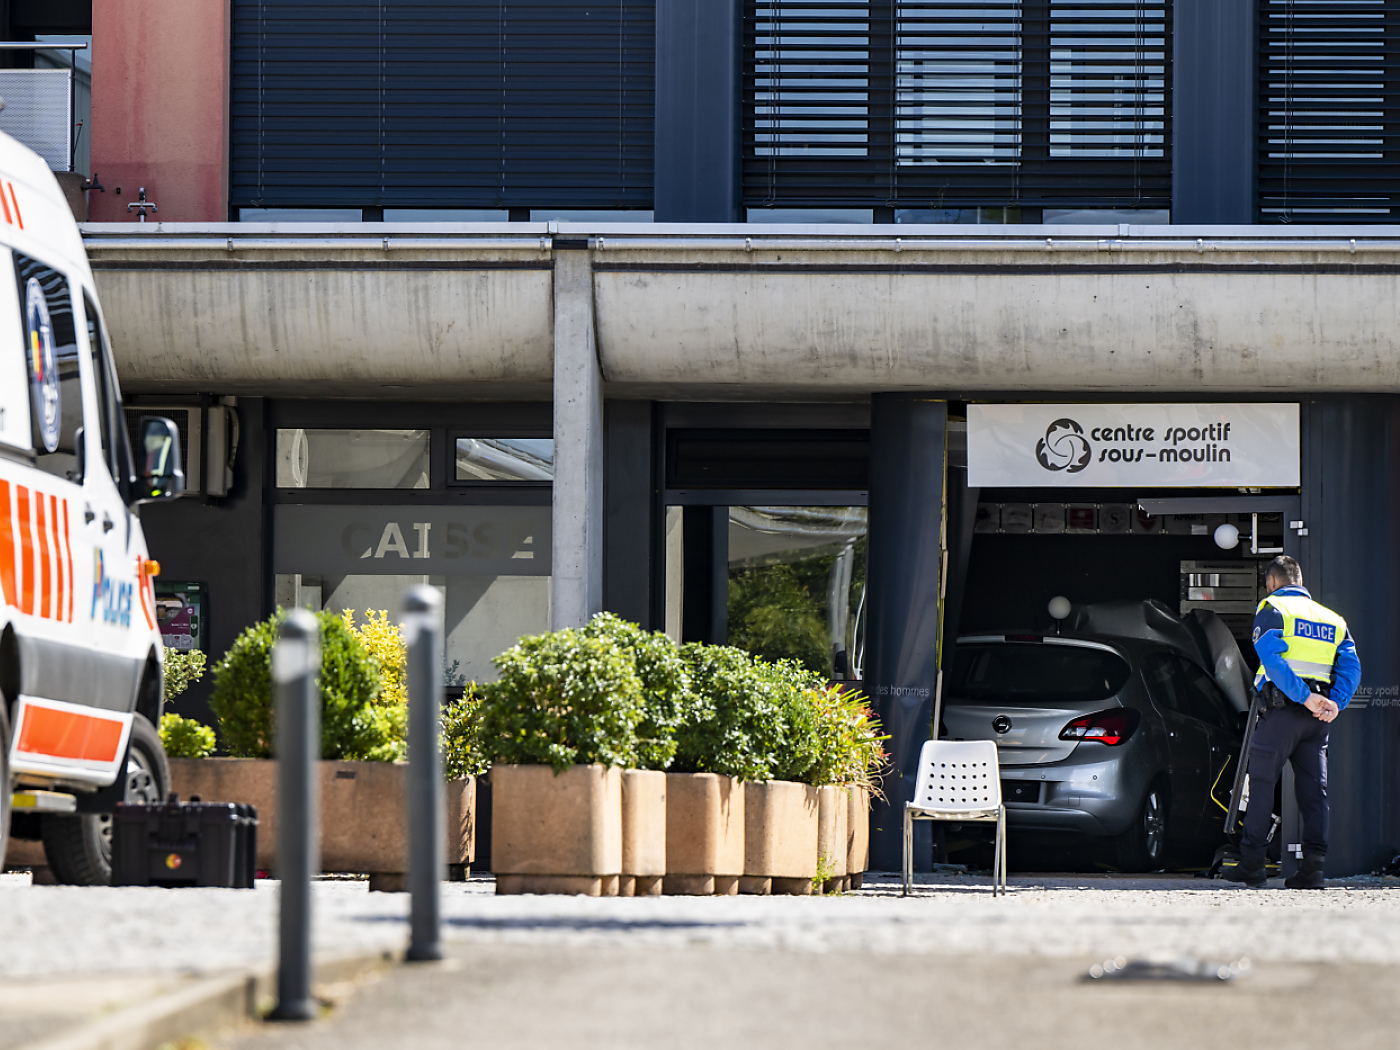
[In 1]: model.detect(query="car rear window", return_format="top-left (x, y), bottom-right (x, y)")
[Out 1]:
top-left (948, 643), bottom-right (1131, 704)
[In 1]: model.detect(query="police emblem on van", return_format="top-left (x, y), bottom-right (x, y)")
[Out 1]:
top-left (25, 278), bottom-right (60, 453)
top-left (91, 549), bottom-right (133, 628)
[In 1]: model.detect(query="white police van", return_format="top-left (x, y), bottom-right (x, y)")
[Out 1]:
top-left (0, 129), bottom-right (184, 883)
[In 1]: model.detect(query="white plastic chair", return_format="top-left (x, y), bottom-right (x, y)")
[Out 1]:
top-left (903, 739), bottom-right (1007, 896)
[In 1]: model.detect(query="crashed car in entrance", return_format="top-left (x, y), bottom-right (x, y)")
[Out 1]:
top-left (941, 600), bottom-right (1252, 871)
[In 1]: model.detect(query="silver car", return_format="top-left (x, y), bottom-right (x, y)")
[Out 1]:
top-left (941, 601), bottom-right (1249, 871)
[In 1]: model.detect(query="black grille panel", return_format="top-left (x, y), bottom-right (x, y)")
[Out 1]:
top-left (744, 0), bottom-right (1173, 212)
top-left (231, 0), bottom-right (655, 211)
top-left (1257, 0), bottom-right (1400, 223)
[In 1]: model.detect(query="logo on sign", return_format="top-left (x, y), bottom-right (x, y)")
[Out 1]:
top-left (25, 278), bottom-right (60, 453)
top-left (1294, 619), bottom-right (1337, 645)
top-left (1035, 418), bottom-right (1092, 474)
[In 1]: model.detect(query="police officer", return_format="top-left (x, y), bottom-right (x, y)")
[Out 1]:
top-left (1226, 556), bottom-right (1361, 889)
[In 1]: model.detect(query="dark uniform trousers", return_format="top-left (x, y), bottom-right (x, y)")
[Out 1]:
top-left (1242, 700), bottom-right (1330, 858)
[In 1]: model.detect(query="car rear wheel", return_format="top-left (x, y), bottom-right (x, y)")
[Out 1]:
top-left (1111, 783), bottom-right (1168, 872)
top-left (42, 714), bottom-right (169, 885)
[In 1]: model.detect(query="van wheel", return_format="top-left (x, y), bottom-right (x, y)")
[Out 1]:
top-left (1110, 784), bottom-right (1169, 873)
top-left (0, 705), bottom-right (11, 871)
top-left (42, 715), bottom-right (169, 885)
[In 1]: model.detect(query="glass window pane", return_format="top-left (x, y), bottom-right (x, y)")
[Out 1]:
top-left (276, 429), bottom-right (429, 489)
top-left (454, 438), bottom-right (554, 482)
top-left (274, 572), bottom-right (550, 685)
top-left (727, 505), bottom-right (867, 678)
top-left (15, 252), bottom-right (82, 481)
top-left (948, 643), bottom-right (1131, 704)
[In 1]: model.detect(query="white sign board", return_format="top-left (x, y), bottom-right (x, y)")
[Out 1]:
top-left (967, 403), bottom-right (1300, 488)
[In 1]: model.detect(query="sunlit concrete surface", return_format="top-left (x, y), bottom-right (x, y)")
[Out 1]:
top-left (0, 973), bottom-right (195, 1050)
top-left (5, 872), bottom-right (1400, 980)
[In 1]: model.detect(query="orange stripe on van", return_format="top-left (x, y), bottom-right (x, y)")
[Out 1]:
top-left (62, 498), bottom-right (73, 621)
top-left (35, 494), bottom-right (51, 619)
top-left (10, 183), bottom-right (23, 229)
top-left (48, 495), bottom-right (64, 619)
top-left (0, 480), bottom-right (15, 608)
top-left (17, 485), bottom-right (34, 614)
top-left (15, 704), bottom-right (125, 764)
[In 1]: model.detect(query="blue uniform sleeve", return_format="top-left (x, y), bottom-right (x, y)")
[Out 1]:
top-left (1251, 602), bottom-right (1311, 703)
top-left (1331, 632), bottom-right (1361, 710)
top-left (1253, 602), bottom-right (1285, 637)
top-left (1253, 629), bottom-right (1312, 704)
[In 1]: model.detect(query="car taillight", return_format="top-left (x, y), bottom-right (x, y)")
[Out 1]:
top-left (1059, 708), bottom-right (1141, 746)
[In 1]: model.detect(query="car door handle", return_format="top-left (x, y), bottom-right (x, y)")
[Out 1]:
top-left (84, 506), bottom-right (95, 524)
top-left (102, 515), bottom-right (114, 533)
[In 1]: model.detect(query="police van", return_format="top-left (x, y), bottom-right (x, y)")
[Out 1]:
top-left (0, 129), bottom-right (184, 883)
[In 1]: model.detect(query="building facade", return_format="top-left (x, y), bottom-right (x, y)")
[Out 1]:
top-left (6, 0), bottom-right (1400, 874)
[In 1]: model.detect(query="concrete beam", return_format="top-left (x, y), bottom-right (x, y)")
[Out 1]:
top-left (82, 225), bottom-right (1400, 397)
top-left (552, 249), bottom-right (605, 629)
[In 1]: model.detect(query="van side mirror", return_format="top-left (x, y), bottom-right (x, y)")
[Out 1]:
top-left (136, 416), bottom-right (185, 502)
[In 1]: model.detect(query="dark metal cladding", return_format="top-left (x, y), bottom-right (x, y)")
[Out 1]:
top-left (865, 395), bottom-right (945, 873)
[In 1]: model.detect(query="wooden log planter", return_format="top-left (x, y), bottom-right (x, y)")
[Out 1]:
top-left (168, 757), bottom-right (475, 890)
top-left (663, 772), bottom-right (744, 895)
top-left (491, 764), bottom-right (623, 896)
top-left (740, 780), bottom-right (819, 895)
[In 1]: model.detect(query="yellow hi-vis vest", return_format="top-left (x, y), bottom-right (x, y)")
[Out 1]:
top-left (1253, 593), bottom-right (1348, 688)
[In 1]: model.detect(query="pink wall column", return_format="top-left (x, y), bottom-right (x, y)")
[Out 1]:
top-left (89, 0), bottom-right (232, 223)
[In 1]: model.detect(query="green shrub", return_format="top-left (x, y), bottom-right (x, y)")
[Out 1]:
top-left (672, 644), bottom-right (789, 781)
top-left (159, 713), bottom-right (216, 758)
top-left (162, 649), bottom-right (206, 700)
top-left (581, 613), bottom-right (688, 770)
top-left (479, 629), bottom-right (646, 773)
top-left (209, 609), bottom-right (400, 761)
top-left (442, 691), bottom-right (488, 780)
top-left (806, 684), bottom-right (887, 792)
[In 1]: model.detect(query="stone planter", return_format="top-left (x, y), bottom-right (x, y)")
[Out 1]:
top-left (740, 780), bottom-right (818, 896)
top-left (491, 764), bottom-right (622, 896)
top-left (664, 772), bottom-right (744, 895)
top-left (816, 784), bottom-right (850, 894)
top-left (620, 769), bottom-right (666, 897)
top-left (168, 757), bottom-right (475, 886)
top-left (846, 785), bottom-right (870, 890)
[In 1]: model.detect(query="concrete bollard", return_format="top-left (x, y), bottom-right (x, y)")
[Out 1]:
top-left (269, 609), bottom-right (321, 1022)
top-left (404, 586), bottom-right (445, 962)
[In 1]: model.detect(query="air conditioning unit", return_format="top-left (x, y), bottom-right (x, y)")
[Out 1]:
top-left (124, 399), bottom-right (240, 497)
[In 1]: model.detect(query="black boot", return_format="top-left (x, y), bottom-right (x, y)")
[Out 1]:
top-left (1285, 853), bottom-right (1326, 890)
top-left (1224, 851), bottom-right (1268, 888)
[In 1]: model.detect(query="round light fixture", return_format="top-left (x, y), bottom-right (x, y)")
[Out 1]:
top-left (1048, 595), bottom-right (1072, 620)
top-left (1214, 523), bottom-right (1240, 550)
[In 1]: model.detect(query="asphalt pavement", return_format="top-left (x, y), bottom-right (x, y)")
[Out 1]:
top-left (218, 943), bottom-right (1400, 1050)
top-left (5, 870), bottom-right (1400, 1049)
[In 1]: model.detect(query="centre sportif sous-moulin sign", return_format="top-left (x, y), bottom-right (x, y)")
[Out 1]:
top-left (966, 403), bottom-right (1300, 488)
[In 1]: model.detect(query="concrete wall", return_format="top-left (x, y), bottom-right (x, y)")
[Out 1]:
top-left (89, 0), bottom-right (231, 222)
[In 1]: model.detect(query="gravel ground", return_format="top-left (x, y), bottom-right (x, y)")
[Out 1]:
top-left (5, 871), bottom-right (1400, 979)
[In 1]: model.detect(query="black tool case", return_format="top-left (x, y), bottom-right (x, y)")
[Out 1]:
top-left (112, 795), bottom-right (258, 888)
